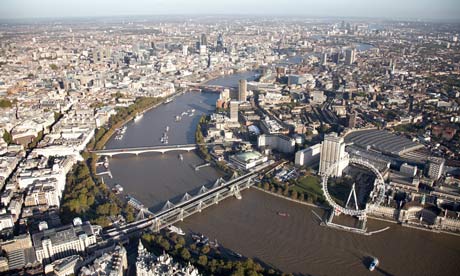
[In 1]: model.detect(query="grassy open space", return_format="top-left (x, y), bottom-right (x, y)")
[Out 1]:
top-left (291, 175), bottom-right (325, 202)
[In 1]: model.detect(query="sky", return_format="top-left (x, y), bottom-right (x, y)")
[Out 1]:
top-left (1, 0), bottom-right (459, 21)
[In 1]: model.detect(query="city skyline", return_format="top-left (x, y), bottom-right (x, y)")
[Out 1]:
top-left (1, 0), bottom-right (460, 21)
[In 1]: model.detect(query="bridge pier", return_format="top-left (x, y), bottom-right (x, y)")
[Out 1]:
top-left (214, 192), bottom-right (220, 204)
top-left (151, 218), bottom-right (161, 232)
top-left (231, 185), bottom-right (242, 200)
top-left (178, 208), bottom-right (184, 221)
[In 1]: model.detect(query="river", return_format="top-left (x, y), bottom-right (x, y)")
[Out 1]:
top-left (104, 72), bottom-right (460, 276)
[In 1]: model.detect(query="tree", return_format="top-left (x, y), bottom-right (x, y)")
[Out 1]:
top-left (291, 190), bottom-right (298, 200)
top-left (201, 245), bottom-right (210, 255)
top-left (177, 236), bottom-right (186, 247)
top-left (2, 130), bottom-right (13, 144)
top-left (0, 99), bottom-right (13, 108)
top-left (263, 182), bottom-right (270, 190)
top-left (276, 187), bottom-right (283, 195)
top-left (198, 255), bottom-right (208, 266)
top-left (180, 248), bottom-right (191, 261)
top-left (159, 239), bottom-right (170, 251)
top-left (50, 64), bottom-right (58, 70)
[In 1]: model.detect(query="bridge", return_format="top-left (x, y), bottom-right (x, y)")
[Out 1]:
top-left (103, 161), bottom-right (275, 241)
top-left (91, 144), bottom-right (198, 157)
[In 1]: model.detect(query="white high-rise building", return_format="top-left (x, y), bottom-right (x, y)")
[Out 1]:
top-left (427, 157), bottom-right (445, 180)
top-left (229, 101), bottom-right (239, 122)
top-left (319, 133), bottom-right (349, 177)
top-left (182, 45), bottom-right (188, 56)
top-left (238, 79), bottom-right (247, 102)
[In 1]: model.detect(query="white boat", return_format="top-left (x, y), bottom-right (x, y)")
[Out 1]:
top-left (134, 113), bottom-right (143, 122)
top-left (165, 126), bottom-right (170, 132)
top-left (167, 225), bottom-right (185, 235)
top-left (175, 115), bottom-right (181, 122)
top-left (368, 257), bottom-right (379, 271)
top-left (179, 154), bottom-right (183, 161)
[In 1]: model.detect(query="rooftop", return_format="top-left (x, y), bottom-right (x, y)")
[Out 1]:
top-left (345, 129), bottom-right (424, 156)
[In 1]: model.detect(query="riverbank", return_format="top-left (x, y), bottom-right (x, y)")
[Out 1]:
top-left (252, 185), bottom-right (327, 210)
top-left (90, 97), bottom-right (165, 151)
top-left (254, 184), bottom-right (460, 237)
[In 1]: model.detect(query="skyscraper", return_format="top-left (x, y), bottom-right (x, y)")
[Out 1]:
top-left (427, 157), bottom-right (445, 180)
top-left (331, 52), bottom-right (340, 64)
top-left (348, 111), bottom-right (357, 128)
top-left (238, 79), bottom-right (247, 102)
top-left (200, 33), bottom-right (207, 46)
top-left (345, 49), bottom-right (356, 65)
top-left (319, 133), bottom-right (349, 177)
top-left (217, 33), bottom-right (224, 51)
top-left (230, 101), bottom-right (239, 122)
top-left (321, 52), bottom-right (327, 65)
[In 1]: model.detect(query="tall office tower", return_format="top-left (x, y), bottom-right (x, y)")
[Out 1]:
top-left (348, 111), bottom-right (357, 128)
top-left (199, 45), bottom-right (207, 56)
top-left (201, 34), bottom-right (207, 46)
top-left (321, 52), bottom-right (328, 65)
top-left (408, 95), bottom-right (414, 112)
top-left (217, 33), bottom-right (224, 51)
top-left (331, 52), bottom-right (340, 64)
top-left (238, 79), bottom-right (248, 102)
top-left (345, 49), bottom-right (356, 65)
top-left (182, 45), bottom-right (188, 56)
top-left (427, 157), bottom-right (445, 180)
top-left (319, 133), bottom-right (349, 177)
top-left (229, 101), bottom-right (239, 122)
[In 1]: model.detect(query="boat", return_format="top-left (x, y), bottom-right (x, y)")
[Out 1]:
top-left (164, 97), bottom-right (174, 104)
top-left (134, 113), bottom-right (143, 122)
top-left (230, 251), bottom-right (243, 258)
top-left (112, 184), bottom-right (124, 194)
top-left (175, 115), bottom-right (181, 122)
top-left (165, 125), bottom-right (170, 132)
top-left (167, 225), bottom-right (185, 235)
top-left (179, 154), bottom-right (183, 161)
top-left (209, 239), bottom-right (219, 248)
top-left (277, 212), bottom-right (290, 217)
top-left (368, 257), bottom-right (379, 271)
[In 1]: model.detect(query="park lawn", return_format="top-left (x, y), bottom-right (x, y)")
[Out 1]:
top-left (292, 175), bottom-right (324, 199)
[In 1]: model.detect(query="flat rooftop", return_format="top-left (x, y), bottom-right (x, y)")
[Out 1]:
top-left (345, 129), bottom-right (424, 156)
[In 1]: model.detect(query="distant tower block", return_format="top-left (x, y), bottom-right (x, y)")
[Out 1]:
top-left (321, 52), bottom-right (327, 65)
top-left (345, 48), bottom-right (356, 65)
top-left (238, 79), bottom-right (247, 102)
top-left (229, 101), bottom-right (239, 122)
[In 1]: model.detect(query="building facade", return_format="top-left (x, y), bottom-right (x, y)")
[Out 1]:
top-left (319, 133), bottom-right (349, 177)
top-left (295, 143), bottom-right (322, 167)
top-left (32, 221), bottom-right (97, 264)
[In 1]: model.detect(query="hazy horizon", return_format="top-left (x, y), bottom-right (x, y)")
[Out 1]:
top-left (1, 0), bottom-right (460, 22)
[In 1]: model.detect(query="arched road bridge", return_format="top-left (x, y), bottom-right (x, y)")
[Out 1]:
top-left (91, 143), bottom-right (214, 157)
